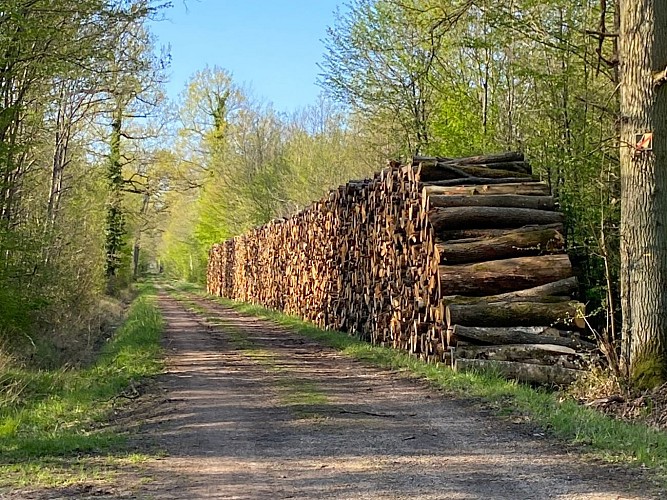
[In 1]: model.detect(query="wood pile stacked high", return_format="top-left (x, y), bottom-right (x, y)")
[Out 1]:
top-left (207, 163), bottom-right (442, 355)
top-left (207, 151), bottom-right (592, 384)
top-left (419, 152), bottom-right (591, 384)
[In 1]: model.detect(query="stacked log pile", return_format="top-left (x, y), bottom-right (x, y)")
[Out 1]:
top-left (207, 151), bottom-right (591, 384)
top-left (207, 163), bottom-right (442, 355)
top-left (419, 152), bottom-right (590, 384)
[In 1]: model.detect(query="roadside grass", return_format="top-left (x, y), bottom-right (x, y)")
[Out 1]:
top-left (171, 282), bottom-right (667, 479)
top-left (0, 284), bottom-right (164, 488)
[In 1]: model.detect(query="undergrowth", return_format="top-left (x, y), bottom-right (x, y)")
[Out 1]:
top-left (0, 282), bottom-right (164, 488)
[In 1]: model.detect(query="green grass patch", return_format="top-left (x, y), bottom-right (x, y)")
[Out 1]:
top-left (0, 285), bottom-right (164, 488)
top-left (277, 379), bottom-right (329, 419)
top-left (176, 284), bottom-right (667, 478)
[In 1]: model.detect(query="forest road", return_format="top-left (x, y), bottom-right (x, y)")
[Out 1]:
top-left (125, 293), bottom-right (661, 499)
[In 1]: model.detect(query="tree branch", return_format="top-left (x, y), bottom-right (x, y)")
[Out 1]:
top-left (585, 29), bottom-right (618, 38)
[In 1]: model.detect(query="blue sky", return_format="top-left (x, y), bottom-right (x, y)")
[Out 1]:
top-left (151, 0), bottom-right (344, 113)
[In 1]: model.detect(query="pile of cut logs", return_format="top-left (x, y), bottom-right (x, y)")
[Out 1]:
top-left (208, 161), bottom-right (441, 355)
top-left (207, 152), bottom-right (593, 385)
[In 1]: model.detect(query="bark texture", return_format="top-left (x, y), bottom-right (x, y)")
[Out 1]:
top-left (455, 358), bottom-right (582, 386)
top-left (619, 0), bottom-right (667, 385)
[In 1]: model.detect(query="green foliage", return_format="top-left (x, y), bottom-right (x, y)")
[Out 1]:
top-left (0, 0), bottom-right (170, 362)
top-left (428, 89), bottom-right (490, 157)
top-left (0, 287), bottom-right (163, 486)
top-left (0, 162), bottom-right (108, 364)
top-left (321, 0), bottom-right (446, 154)
top-left (157, 68), bottom-right (381, 281)
top-left (159, 190), bottom-right (209, 282)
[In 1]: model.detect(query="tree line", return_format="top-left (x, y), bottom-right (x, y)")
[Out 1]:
top-left (0, 0), bottom-right (167, 364)
top-left (1, 0), bottom-right (664, 388)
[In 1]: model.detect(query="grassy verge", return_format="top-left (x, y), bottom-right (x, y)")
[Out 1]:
top-left (172, 281), bottom-right (667, 479)
top-left (0, 283), bottom-right (164, 488)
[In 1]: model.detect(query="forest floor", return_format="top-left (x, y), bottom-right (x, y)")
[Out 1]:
top-left (7, 291), bottom-right (664, 499)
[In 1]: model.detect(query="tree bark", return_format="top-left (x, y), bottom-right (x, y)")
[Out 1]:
top-left (446, 300), bottom-right (586, 329)
top-left (430, 206), bottom-right (564, 232)
top-left (424, 182), bottom-right (550, 197)
top-left (414, 151), bottom-right (524, 165)
top-left (455, 343), bottom-right (581, 367)
top-left (105, 101), bottom-right (125, 279)
top-left (442, 276), bottom-right (579, 304)
top-left (449, 325), bottom-right (592, 349)
top-left (436, 226), bottom-right (565, 264)
top-left (429, 194), bottom-right (554, 210)
top-left (619, 0), bottom-right (667, 385)
top-left (419, 164), bottom-right (534, 182)
top-left (424, 177), bottom-right (540, 187)
top-left (439, 254), bottom-right (573, 295)
top-left (435, 223), bottom-right (564, 242)
top-left (443, 161), bottom-right (530, 174)
top-left (454, 358), bottom-right (583, 385)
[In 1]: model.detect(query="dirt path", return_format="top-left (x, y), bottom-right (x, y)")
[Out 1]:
top-left (123, 293), bottom-right (660, 499)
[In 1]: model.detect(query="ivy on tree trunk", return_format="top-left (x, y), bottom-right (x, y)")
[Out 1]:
top-left (105, 102), bottom-right (125, 278)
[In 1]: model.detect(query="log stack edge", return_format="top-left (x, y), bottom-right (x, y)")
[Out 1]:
top-left (207, 152), bottom-right (591, 384)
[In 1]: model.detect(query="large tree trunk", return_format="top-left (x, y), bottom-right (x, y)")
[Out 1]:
top-left (455, 343), bottom-right (580, 366)
top-left (439, 254), bottom-right (573, 295)
top-left (414, 152), bottom-right (524, 165)
top-left (619, 0), bottom-right (667, 385)
top-left (435, 223), bottom-right (564, 242)
top-left (430, 206), bottom-right (564, 232)
top-left (425, 177), bottom-right (540, 187)
top-left (446, 300), bottom-right (586, 329)
top-left (424, 182), bottom-right (550, 197)
top-left (454, 358), bottom-right (582, 386)
top-left (442, 276), bottom-right (579, 304)
top-left (448, 325), bottom-right (593, 349)
top-left (105, 101), bottom-right (125, 280)
top-left (419, 164), bottom-right (534, 182)
top-left (429, 194), bottom-right (554, 210)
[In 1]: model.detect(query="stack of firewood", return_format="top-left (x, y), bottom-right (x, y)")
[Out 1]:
top-left (417, 153), bottom-right (590, 384)
top-left (207, 151), bottom-right (592, 384)
top-left (207, 161), bottom-right (441, 354)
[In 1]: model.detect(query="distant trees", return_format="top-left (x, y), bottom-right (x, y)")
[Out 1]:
top-left (156, 68), bottom-right (380, 282)
top-left (101, 10), bottom-right (168, 284)
top-left (320, 0), bottom-right (447, 155)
